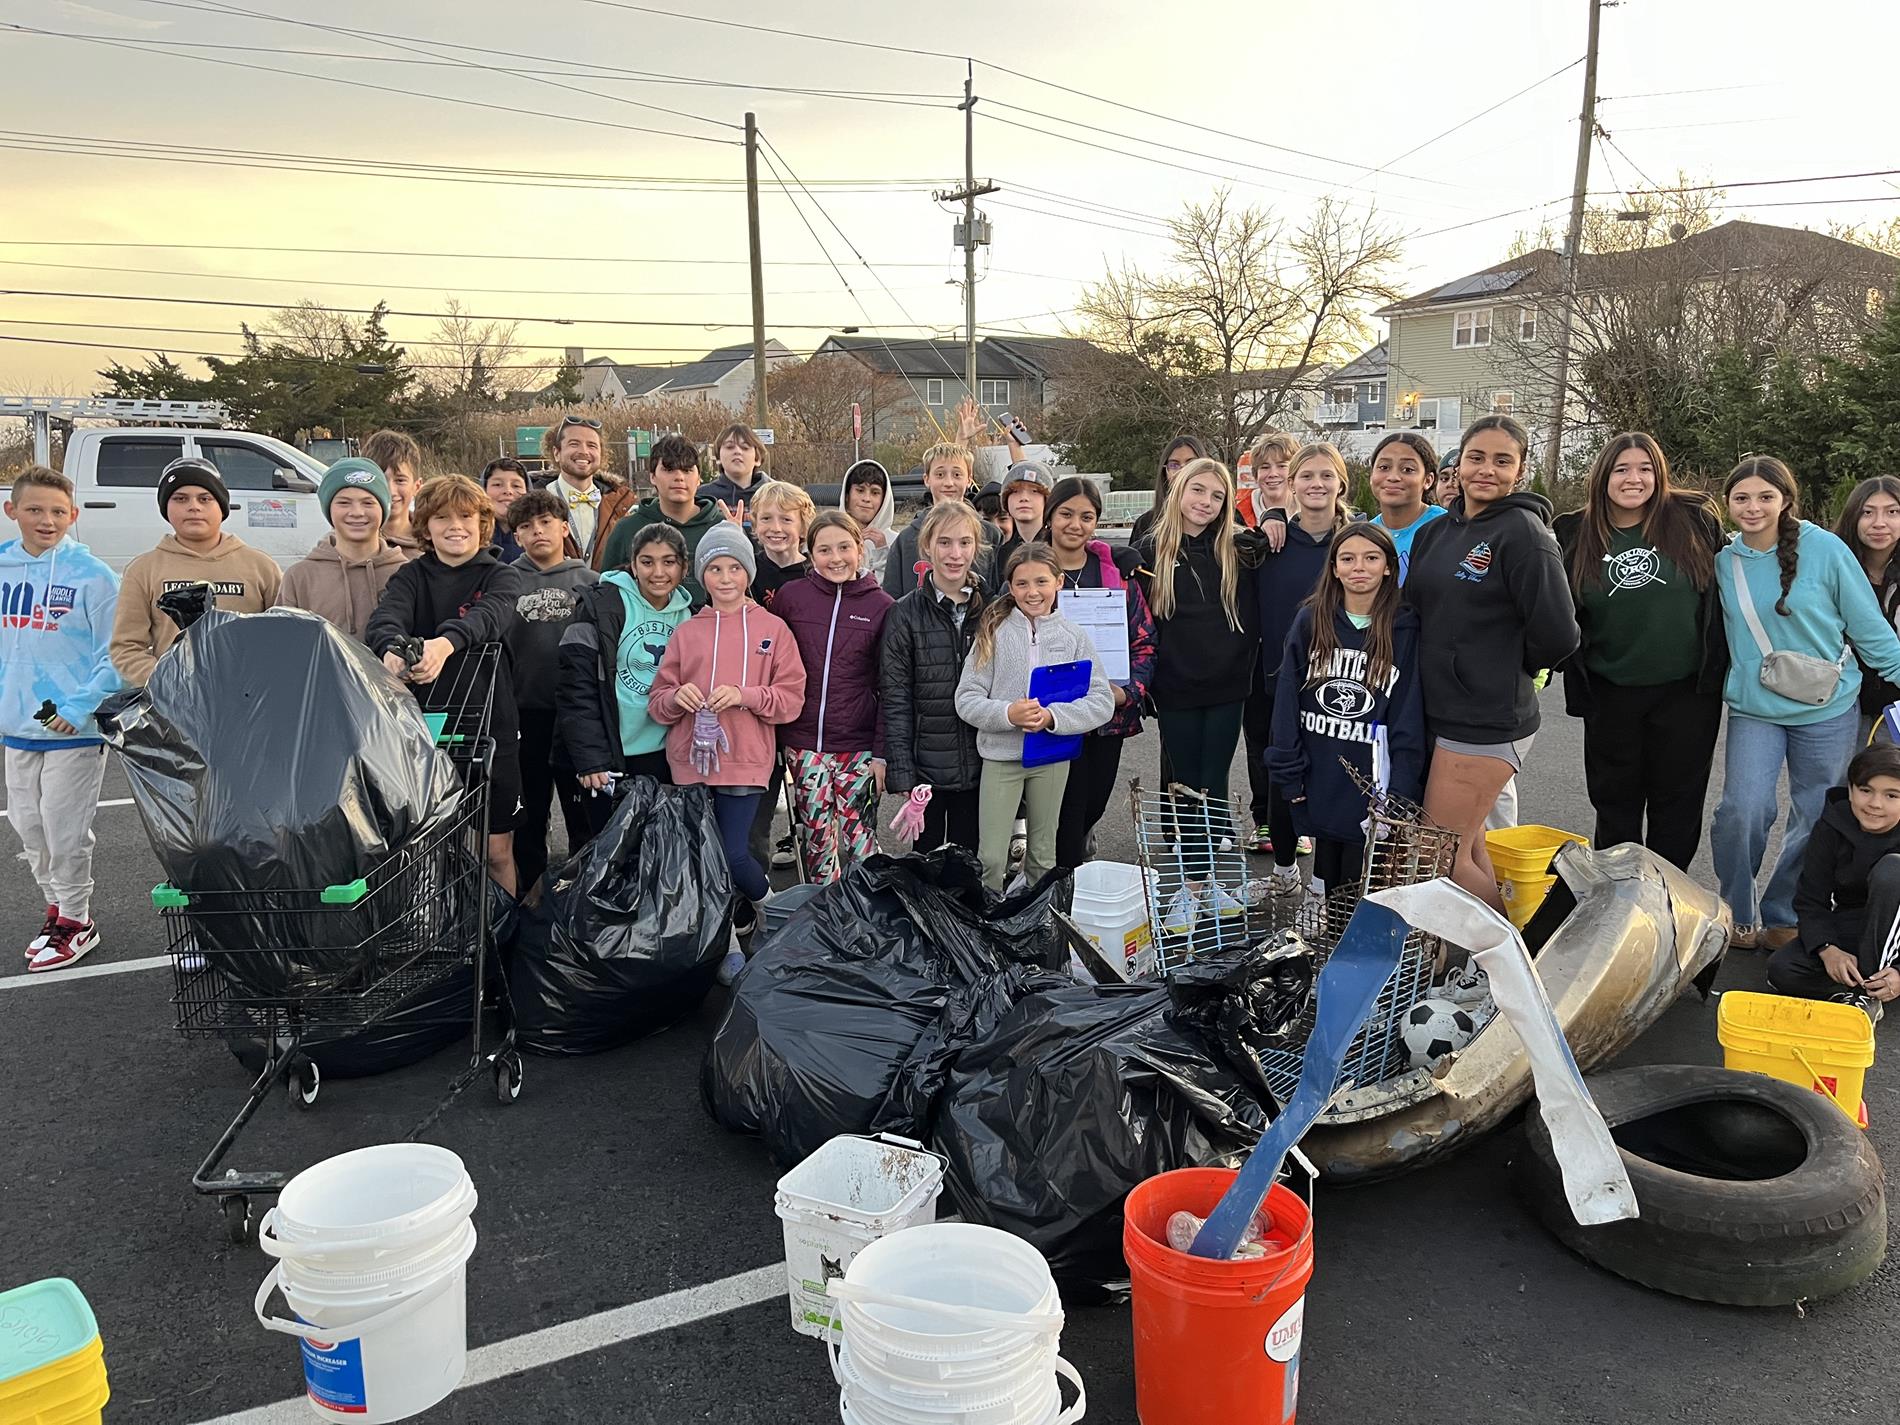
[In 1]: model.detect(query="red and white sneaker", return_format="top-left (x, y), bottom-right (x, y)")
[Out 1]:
top-left (26, 903), bottom-right (57, 962)
top-left (28, 918), bottom-right (99, 973)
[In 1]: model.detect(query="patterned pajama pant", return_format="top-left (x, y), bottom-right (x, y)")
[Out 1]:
top-left (786, 749), bottom-right (879, 884)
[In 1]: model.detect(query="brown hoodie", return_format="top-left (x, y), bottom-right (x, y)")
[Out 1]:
top-left (110, 532), bottom-right (284, 684)
top-left (274, 535), bottom-right (409, 641)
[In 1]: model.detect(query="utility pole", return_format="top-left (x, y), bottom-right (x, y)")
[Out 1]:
top-left (744, 111), bottom-right (769, 426)
top-left (1543, 0), bottom-right (1604, 485)
top-left (936, 64), bottom-right (997, 403)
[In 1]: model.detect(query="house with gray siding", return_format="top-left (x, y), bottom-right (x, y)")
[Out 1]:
top-left (810, 336), bottom-right (1067, 440)
top-left (1315, 342), bottom-right (1389, 431)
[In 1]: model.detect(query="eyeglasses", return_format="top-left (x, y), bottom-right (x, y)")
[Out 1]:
top-left (557, 415), bottom-right (604, 431)
top-left (1163, 459), bottom-right (1187, 473)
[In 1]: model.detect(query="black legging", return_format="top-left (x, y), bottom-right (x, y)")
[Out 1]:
top-left (1157, 701), bottom-right (1246, 882)
top-left (1259, 673), bottom-right (1298, 869)
top-left (1056, 735), bottom-right (1127, 869)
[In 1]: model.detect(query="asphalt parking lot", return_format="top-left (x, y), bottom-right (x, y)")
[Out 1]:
top-left (3, 686), bottom-right (1894, 1424)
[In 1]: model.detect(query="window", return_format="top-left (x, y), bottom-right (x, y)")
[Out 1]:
top-left (200, 440), bottom-right (294, 492)
top-left (978, 378), bottom-right (1009, 407)
top-left (1364, 381), bottom-right (1384, 408)
top-left (1452, 309), bottom-right (1492, 349)
top-left (94, 437), bottom-right (185, 488)
top-left (1492, 390), bottom-right (1515, 415)
top-left (924, 378), bottom-right (945, 407)
top-left (1519, 306), bottom-right (1538, 342)
top-left (1416, 398), bottom-right (1441, 430)
top-left (1331, 385), bottom-right (1356, 405)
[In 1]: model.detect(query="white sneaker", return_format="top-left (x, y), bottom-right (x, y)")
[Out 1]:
top-left (1268, 866), bottom-right (1302, 898)
top-left (716, 947), bottom-right (746, 986)
top-left (770, 835), bottom-right (796, 869)
top-left (1160, 885), bottom-right (1202, 936)
top-left (1437, 961), bottom-right (1490, 1006)
top-left (1207, 883), bottom-right (1247, 919)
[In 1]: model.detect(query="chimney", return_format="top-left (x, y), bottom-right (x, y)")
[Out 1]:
top-left (564, 346), bottom-right (584, 366)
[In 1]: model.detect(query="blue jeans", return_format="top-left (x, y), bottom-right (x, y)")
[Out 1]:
top-left (1711, 706), bottom-right (1859, 929)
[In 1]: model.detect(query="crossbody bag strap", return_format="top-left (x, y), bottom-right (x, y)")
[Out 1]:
top-left (1727, 549), bottom-right (1776, 658)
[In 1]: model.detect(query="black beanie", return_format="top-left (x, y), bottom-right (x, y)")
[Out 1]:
top-left (156, 457), bottom-right (231, 518)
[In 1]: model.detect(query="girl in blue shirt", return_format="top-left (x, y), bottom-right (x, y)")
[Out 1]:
top-left (1367, 431), bottom-right (1447, 585)
top-left (1712, 456), bottom-right (1900, 949)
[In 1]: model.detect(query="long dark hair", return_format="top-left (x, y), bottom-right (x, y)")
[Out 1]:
top-left (1724, 455), bottom-right (1802, 617)
top-left (1152, 433), bottom-right (1206, 501)
top-left (1833, 476), bottom-right (1900, 583)
top-left (1304, 522), bottom-right (1402, 693)
top-left (1570, 433), bottom-right (1719, 594)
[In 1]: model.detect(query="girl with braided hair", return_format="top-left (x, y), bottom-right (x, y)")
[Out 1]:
top-left (1712, 456), bottom-right (1900, 950)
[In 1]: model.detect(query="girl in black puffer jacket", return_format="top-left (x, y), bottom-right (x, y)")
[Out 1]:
top-left (880, 502), bottom-right (989, 851)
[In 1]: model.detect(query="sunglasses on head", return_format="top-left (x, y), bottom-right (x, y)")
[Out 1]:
top-left (557, 415), bottom-right (604, 431)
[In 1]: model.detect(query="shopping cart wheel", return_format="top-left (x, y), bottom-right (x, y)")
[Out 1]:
top-left (222, 1194), bottom-right (253, 1245)
top-left (288, 1058), bottom-right (320, 1111)
top-left (494, 1052), bottom-right (523, 1104)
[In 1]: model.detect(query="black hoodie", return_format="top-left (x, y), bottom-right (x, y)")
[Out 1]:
top-left (1794, 786), bottom-right (1900, 955)
top-left (366, 549), bottom-right (526, 754)
top-left (1133, 527), bottom-right (1263, 710)
top-left (1404, 491), bottom-right (1578, 743)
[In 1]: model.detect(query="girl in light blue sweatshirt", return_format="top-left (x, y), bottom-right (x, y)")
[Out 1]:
top-left (1711, 456), bottom-right (1900, 949)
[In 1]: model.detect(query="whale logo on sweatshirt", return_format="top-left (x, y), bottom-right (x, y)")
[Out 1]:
top-left (1455, 542), bottom-right (1493, 582)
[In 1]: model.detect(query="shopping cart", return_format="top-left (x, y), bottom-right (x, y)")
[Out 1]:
top-left (155, 645), bottom-right (522, 1243)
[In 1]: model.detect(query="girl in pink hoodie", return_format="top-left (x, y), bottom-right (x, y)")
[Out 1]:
top-left (649, 525), bottom-right (806, 967)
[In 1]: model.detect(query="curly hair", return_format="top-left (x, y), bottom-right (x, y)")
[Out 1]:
top-left (410, 473), bottom-right (495, 552)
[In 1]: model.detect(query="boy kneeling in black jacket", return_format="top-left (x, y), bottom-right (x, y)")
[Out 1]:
top-left (1768, 744), bottom-right (1900, 1023)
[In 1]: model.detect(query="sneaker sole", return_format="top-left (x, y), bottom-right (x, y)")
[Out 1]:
top-left (28, 933), bottom-right (98, 973)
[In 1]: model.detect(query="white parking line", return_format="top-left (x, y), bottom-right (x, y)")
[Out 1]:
top-left (193, 1263), bottom-right (786, 1423)
top-left (0, 953), bottom-right (171, 991)
top-left (0, 797), bottom-right (134, 814)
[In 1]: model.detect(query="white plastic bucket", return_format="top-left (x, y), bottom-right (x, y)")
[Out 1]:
top-left (1070, 862), bottom-right (1156, 978)
top-left (827, 1223), bottom-right (1085, 1425)
top-left (251, 1145), bottom-right (478, 1423)
top-left (775, 1134), bottom-right (946, 1340)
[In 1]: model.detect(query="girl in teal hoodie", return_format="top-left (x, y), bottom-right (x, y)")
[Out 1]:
top-left (1711, 456), bottom-right (1900, 948)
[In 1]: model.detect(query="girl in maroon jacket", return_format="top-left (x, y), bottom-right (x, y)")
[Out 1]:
top-left (771, 511), bottom-right (896, 882)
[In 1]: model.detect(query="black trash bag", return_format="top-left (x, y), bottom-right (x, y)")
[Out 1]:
top-left (227, 959), bottom-right (484, 1080)
top-left (98, 608), bottom-right (461, 1000)
top-left (931, 947), bottom-right (1310, 1296)
top-left (702, 847), bottom-right (1069, 1166)
top-left (509, 777), bottom-right (732, 1056)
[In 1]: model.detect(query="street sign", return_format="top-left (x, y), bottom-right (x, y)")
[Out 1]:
top-left (851, 403), bottom-right (862, 440)
top-left (515, 426), bottom-right (547, 457)
top-left (755, 427), bottom-right (775, 446)
top-left (630, 428), bottom-right (653, 457)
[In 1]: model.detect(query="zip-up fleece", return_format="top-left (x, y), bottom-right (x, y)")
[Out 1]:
top-left (110, 532), bottom-right (283, 684)
top-left (1132, 526), bottom-right (1262, 710)
top-left (1404, 491), bottom-right (1578, 742)
top-left (1267, 604), bottom-right (1427, 841)
top-left (274, 535), bottom-right (408, 641)
top-left (648, 600), bottom-right (807, 786)
top-left (954, 607), bottom-right (1115, 761)
top-left (772, 566), bottom-right (893, 755)
top-left (0, 534), bottom-right (122, 748)
top-left (596, 495), bottom-right (729, 594)
top-left (508, 557), bottom-right (598, 711)
top-left (1794, 786), bottom-right (1900, 956)
top-left (1718, 521), bottom-right (1900, 726)
top-left (555, 575), bottom-right (693, 773)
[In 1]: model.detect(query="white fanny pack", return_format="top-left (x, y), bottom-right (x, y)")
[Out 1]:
top-left (1727, 553), bottom-right (1848, 706)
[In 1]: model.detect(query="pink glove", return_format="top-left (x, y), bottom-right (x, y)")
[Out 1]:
top-left (889, 785), bottom-right (932, 843)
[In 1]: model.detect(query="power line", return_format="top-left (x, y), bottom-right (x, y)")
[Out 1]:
top-left (1588, 167), bottom-right (1900, 197)
top-left (1361, 57), bottom-right (1585, 178)
top-left (0, 317), bottom-right (736, 357)
top-left (986, 199), bottom-right (1177, 242)
top-left (0, 331), bottom-right (634, 373)
top-left (0, 239), bottom-right (955, 269)
top-left (572, 0), bottom-right (959, 63)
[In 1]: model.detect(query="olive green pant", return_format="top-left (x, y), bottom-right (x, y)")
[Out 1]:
top-left (978, 758), bottom-right (1071, 891)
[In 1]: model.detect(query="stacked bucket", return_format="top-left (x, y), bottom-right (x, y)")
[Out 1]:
top-left (0, 1279), bottom-right (110, 1424)
top-left (1486, 825), bottom-right (1588, 928)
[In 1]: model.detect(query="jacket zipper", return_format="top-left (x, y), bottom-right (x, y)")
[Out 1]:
top-left (816, 583), bottom-right (841, 754)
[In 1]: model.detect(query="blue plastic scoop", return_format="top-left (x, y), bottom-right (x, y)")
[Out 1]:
top-left (1189, 899), bottom-right (1409, 1259)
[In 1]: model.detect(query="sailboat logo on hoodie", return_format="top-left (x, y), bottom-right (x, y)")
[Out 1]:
top-left (1455, 542), bottom-right (1493, 582)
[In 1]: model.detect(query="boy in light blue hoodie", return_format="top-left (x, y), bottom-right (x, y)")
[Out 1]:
top-left (0, 467), bottom-right (123, 970)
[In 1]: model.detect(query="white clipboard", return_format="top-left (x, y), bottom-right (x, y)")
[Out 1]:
top-left (1060, 587), bottom-right (1130, 682)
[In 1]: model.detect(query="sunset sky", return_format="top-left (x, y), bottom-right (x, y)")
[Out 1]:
top-left (1, 0), bottom-right (1894, 393)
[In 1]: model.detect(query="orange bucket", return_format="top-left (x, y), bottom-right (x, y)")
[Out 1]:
top-left (1123, 1167), bottom-right (1316, 1424)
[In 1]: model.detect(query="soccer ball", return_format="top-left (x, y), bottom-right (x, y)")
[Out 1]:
top-left (1400, 997), bottom-right (1476, 1068)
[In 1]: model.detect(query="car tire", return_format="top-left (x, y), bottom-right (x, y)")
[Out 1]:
top-left (1518, 1063), bottom-right (1885, 1306)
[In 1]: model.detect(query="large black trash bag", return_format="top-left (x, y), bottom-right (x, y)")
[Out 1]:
top-left (98, 607), bottom-right (460, 999)
top-left (931, 947), bottom-right (1311, 1296)
top-left (509, 776), bottom-right (732, 1056)
top-left (702, 847), bottom-right (1069, 1166)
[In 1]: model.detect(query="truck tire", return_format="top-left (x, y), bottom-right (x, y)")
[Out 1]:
top-left (1518, 1063), bottom-right (1885, 1306)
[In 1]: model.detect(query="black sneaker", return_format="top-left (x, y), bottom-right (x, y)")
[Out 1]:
top-left (1831, 990), bottom-right (1884, 1026)
top-left (770, 836), bottom-right (796, 869)
top-left (732, 898), bottom-right (759, 937)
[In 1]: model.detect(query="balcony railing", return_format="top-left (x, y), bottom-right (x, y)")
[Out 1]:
top-left (1316, 402), bottom-right (1360, 424)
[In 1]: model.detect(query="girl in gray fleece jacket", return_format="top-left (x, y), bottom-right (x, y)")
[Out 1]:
top-left (955, 543), bottom-right (1114, 890)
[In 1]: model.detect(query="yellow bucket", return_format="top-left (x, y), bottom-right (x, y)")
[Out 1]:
top-left (0, 1279), bottom-right (109, 1425)
top-left (1486, 826), bottom-right (1588, 928)
top-left (1717, 991), bottom-right (1875, 1127)
top-left (1498, 873), bottom-right (1557, 930)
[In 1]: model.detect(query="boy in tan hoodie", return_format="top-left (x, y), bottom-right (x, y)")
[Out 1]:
top-left (109, 457), bottom-right (283, 684)
top-left (274, 457), bottom-right (407, 640)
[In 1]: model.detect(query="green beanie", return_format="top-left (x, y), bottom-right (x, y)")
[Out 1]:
top-left (318, 457), bottom-right (392, 524)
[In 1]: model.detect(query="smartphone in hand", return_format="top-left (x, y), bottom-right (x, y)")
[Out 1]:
top-left (999, 411), bottom-right (1034, 447)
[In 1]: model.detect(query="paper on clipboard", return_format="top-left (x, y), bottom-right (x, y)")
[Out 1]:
top-left (1060, 587), bottom-right (1130, 682)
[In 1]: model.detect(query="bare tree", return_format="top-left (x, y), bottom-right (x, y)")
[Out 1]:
top-left (766, 354), bottom-right (872, 441)
top-left (1074, 190), bottom-right (1404, 460)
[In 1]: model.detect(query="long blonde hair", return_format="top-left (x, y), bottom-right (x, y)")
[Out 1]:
top-left (1288, 443), bottom-right (1353, 530)
top-left (972, 543), bottom-right (1062, 669)
top-left (1146, 456), bottom-right (1243, 631)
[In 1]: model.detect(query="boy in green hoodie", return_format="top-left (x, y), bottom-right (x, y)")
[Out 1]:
top-left (594, 435), bottom-right (729, 597)
top-left (557, 524), bottom-right (695, 834)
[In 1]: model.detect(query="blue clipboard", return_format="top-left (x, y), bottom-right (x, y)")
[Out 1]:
top-left (1023, 659), bottom-right (1091, 768)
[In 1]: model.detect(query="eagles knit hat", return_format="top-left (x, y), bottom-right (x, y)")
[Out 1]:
top-left (1003, 460), bottom-right (1054, 493)
top-left (317, 457), bottom-right (392, 524)
top-left (694, 522), bottom-right (757, 584)
top-left (155, 456), bottom-right (230, 518)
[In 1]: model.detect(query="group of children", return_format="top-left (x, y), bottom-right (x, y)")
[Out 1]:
top-left (3, 410), bottom-right (1892, 1030)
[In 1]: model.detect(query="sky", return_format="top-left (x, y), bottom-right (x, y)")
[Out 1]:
top-left (1, 0), bottom-right (1896, 394)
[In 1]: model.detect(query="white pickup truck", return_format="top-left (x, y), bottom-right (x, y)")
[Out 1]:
top-left (10, 427), bottom-right (329, 572)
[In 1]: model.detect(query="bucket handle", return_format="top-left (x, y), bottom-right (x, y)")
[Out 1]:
top-left (252, 1262), bottom-right (459, 1345)
top-left (1790, 1046), bottom-right (1846, 1108)
top-left (833, 1356), bottom-right (1086, 1423)
top-left (258, 1193), bottom-right (475, 1265)
top-left (824, 1277), bottom-right (1064, 1337)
